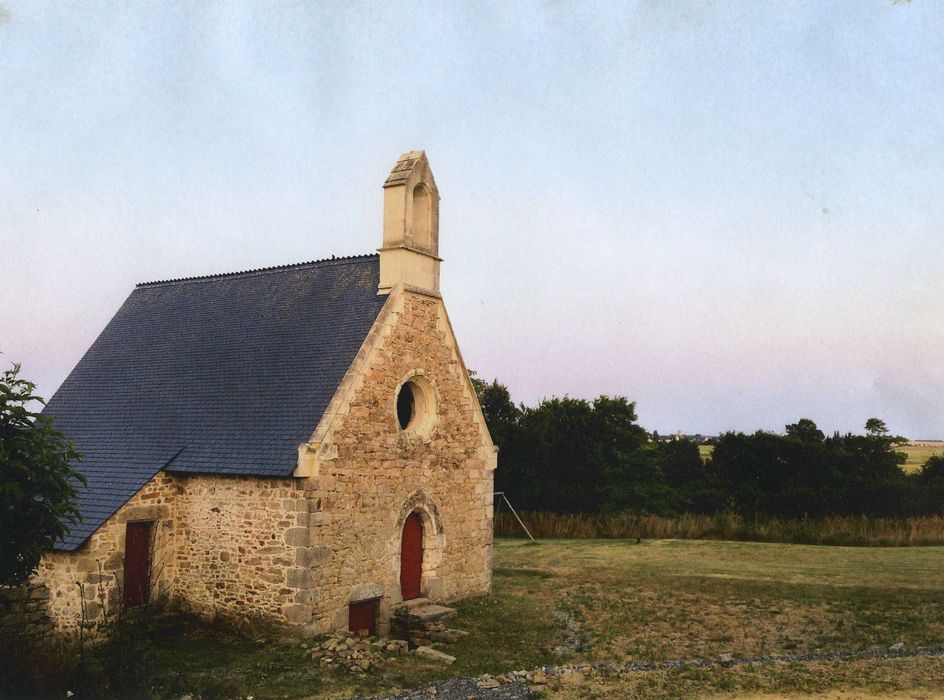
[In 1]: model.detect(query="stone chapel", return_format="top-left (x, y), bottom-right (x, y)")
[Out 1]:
top-left (36, 151), bottom-right (497, 636)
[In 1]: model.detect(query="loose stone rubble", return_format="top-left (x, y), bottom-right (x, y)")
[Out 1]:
top-left (306, 632), bottom-right (410, 674)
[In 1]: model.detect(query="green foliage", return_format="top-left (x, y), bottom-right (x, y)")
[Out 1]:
top-left (507, 394), bottom-right (651, 513)
top-left (469, 370), bottom-right (521, 449)
top-left (0, 361), bottom-right (84, 586)
top-left (916, 455), bottom-right (944, 513)
top-left (602, 444), bottom-right (678, 515)
top-left (708, 420), bottom-right (914, 518)
top-left (471, 370), bottom-right (933, 521)
top-left (785, 418), bottom-right (825, 442)
top-left (918, 454), bottom-right (944, 483)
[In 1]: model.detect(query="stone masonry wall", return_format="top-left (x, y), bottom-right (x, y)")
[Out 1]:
top-left (301, 289), bottom-right (495, 634)
top-left (0, 580), bottom-right (55, 643)
top-left (171, 474), bottom-right (305, 625)
top-left (37, 472), bottom-right (177, 632)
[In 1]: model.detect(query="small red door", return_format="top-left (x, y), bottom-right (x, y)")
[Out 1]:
top-left (349, 599), bottom-right (378, 636)
top-left (400, 513), bottom-right (423, 600)
top-left (123, 521), bottom-right (152, 608)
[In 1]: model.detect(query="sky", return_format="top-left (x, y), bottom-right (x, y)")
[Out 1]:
top-left (1, 1), bottom-right (943, 439)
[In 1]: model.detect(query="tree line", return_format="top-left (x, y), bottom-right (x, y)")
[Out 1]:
top-left (472, 374), bottom-right (944, 519)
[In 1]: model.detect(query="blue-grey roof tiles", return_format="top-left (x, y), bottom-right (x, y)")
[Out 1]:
top-left (44, 255), bottom-right (387, 551)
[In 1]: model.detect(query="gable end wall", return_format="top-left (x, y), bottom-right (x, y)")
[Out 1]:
top-left (299, 288), bottom-right (495, 634)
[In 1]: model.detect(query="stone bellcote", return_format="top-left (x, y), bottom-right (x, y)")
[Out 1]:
top-left (378, 150), bottom-right (441, 295)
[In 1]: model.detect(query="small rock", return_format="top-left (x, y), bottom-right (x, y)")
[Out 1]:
top-left (718, 653), bottom-right (734, 663)
top-left (414, 645), bottom-right (456, 665)
top-left (889, 642), bottom-right (905, 652)
top-left (532, 670), bottom-right (547, 684)
top-left (425, 687), bottom-right (438, 695)
top-left (477, 679), bottom-right (500, 689)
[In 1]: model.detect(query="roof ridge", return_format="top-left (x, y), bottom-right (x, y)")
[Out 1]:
top-left (136, 253), bottom-right (378, 288)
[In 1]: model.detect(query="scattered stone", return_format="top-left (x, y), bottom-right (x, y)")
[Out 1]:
top-left (718, 653), bottom-right (734, 663)
top-left (428, 629), bottom-right (460, 643)
top-left (889, 642), bottom-right (905, 652)
top-left (385, 639), bottom-right (409, 654)
top-left (414, 645), bottom-right (457, 664)
top-left (477, 678), bottom-right (500, 689)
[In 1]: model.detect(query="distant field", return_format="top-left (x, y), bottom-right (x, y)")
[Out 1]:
top-left (696, 442), bottom-right (943, 473)
top-left (902, 442), bottom-right (944, 472)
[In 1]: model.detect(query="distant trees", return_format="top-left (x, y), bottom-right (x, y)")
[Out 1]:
top-left (709, 419), bottom-right (910, 518)
top-left (471, 371), bottom-right (941, 520)
top-left (493, 395), bottom-right (650, 513)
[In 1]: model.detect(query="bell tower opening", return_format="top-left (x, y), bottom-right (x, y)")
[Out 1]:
top-left (411, 183), bottom-right (432, 251)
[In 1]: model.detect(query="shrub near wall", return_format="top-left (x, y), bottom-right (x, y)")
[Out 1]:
top-left (495, 511), bottom-right (944, 547)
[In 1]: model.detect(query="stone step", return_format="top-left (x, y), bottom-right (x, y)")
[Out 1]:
top-left (395, 597), bottom-right (430, 610)
top-left (395, 603), bottom-right (456, 624)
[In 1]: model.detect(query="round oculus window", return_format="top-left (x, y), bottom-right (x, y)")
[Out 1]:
top-left (395, 375), bottom-right (437, 435)
top-left (397, 383), bottom-right (416, 430)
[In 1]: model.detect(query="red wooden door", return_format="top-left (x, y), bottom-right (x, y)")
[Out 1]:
top-left (123, 521), bottom-right (152, 608)
top-left (400, 513), bottom-right (423, 600)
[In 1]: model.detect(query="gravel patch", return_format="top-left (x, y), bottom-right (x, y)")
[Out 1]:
top-left (550, 607), bottom-right (587, 657)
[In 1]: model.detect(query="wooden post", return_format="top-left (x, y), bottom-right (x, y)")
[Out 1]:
top-left (493, 491), bottom-right (535, 543)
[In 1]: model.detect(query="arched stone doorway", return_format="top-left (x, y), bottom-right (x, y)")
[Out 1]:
top-left (394, 491), bottom-right (444, 602)
top-left (400, 512), bottom-right (423, 600)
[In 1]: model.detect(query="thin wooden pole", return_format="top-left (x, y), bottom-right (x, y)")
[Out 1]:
top-left (494, 491), bottom-right (536, 543)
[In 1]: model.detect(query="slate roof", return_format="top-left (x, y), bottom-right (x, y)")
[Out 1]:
top-left (44, 255), bottom-right (388, 551)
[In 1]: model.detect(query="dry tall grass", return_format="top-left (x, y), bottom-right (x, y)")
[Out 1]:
top-left (495, 510), bottom-right (944, 546)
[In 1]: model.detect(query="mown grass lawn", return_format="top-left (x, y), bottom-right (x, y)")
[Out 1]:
top-left (17, 538), bottom-right (942, 699)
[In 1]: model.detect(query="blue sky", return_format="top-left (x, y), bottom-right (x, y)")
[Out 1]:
top-left (2, 1), bottom-right (942, 438)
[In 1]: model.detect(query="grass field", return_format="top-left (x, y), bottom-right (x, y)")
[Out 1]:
top-left (696, 442), bottom-right (943, 473)
top-left (10, 538), bottom-right (944, 698)
top-left (902, 443), bottom-right (944, 472)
